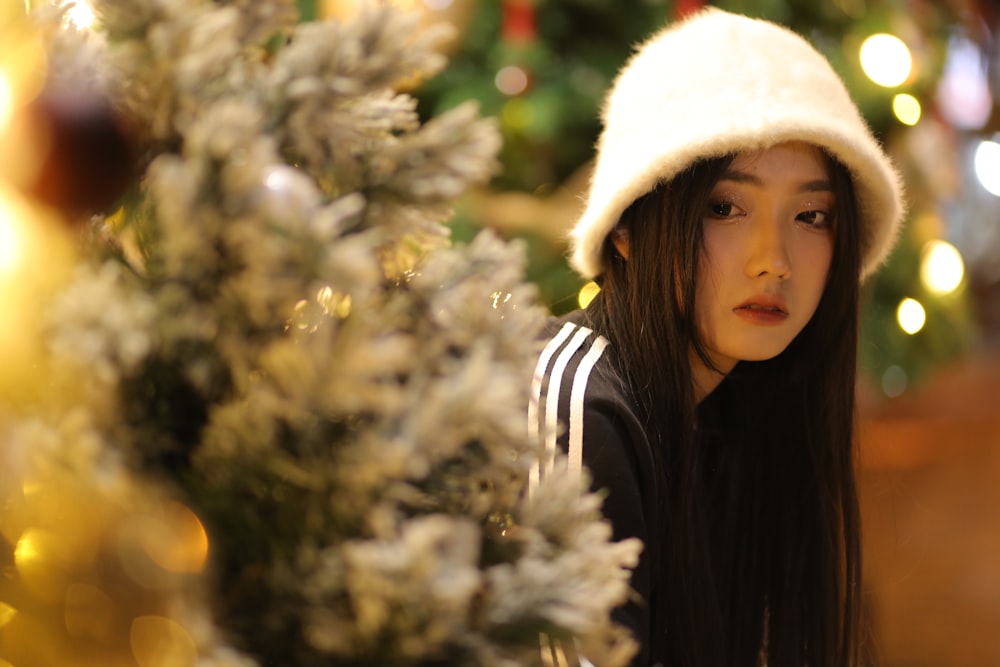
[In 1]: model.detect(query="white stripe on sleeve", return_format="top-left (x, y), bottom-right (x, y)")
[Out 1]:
top-left (568, 335), bottom-right (609, 479)
top-left (543, 326), bottom-right (594, 477)
top-left (528, 322), bottom-right (578, 496)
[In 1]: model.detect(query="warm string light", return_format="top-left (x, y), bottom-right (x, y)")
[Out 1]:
top-left (131, 616), bottom-right (198, 667)
top-left (897, 297), bottom-right (926, 335)
top-left (0, 189), bottom-right (23, 274)
top-left (2, 468), bottom-right (211, 666)
top-left (892, 93), bottom-right (921, 126)
top-left (859, 33), bottom-right (913, 87)
top-left (920, 239), bottom-right (964, 295)
top-left (858, 33), bottom-right (923, 128)
top-left (974, 139), bottom-right (1000, 197)
top-left (0, 183), bottom-right (74, 384)
top-left (0, 72), bottom-right (12, 133)
top-left (0, 6), bottom-right (47, 130)
top-left (64, 0), bottom-right (96, 29)
top-left (578, 281), bottom-right (599, 309)
top-left (0, 15), bottom-right (44, 279)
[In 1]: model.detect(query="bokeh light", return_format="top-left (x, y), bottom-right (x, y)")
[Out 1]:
top-left (860, 33), bottom-right (912, 87)
top-left (881, 364), bottom-right (908, 398)
top-left (974, 139), bottom-right (1000, 196)
top-left (920, 239), bottom-right (964, 295)
top-left (500, 97), bottom-right (533, 130)
top-left (119, 502), bottom-right (210, 590)
top-left (150, 502), bottom-right (209, 574)
top-left (892, 93), bottom-right (921, 126)
top-left (64, 1), bottom-right (96, 30)
top-left (13, 529), bottom-right (41, 566)
top-left (0, 70), bottom-right (12, 133)
top-left (0, 601), bottom-right (16, 629)
top-left (14, 528), bottom-right (69, 601)
top-left (495, 65), bottom-right (529, 96)
top-left (0, 181), bottom-right (77, 400)
top-left (936, 34), bottom-right (992, 130)
top-left (578, 281), bottom-right (600, 309)
top-left (897, 297), bottom-right (926, 335)
top-left (0, 190), bottom-right (23, 274)
top-left (0, 4), bottom-right (47, 109)
top-left (130, 616), bottom-right (198, 667)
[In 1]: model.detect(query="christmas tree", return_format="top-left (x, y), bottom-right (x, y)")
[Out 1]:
top-left (0, 1), bottom-right (640, 666)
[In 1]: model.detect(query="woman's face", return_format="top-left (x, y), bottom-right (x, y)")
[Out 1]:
top-left (695, 141), bottom-right (835, 374)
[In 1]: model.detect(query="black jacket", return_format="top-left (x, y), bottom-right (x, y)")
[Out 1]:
top-left (530, 309), bottom-right (663, 666)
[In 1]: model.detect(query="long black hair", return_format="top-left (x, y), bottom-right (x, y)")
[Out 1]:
top-left (586, 150), bottom-right (863, 667)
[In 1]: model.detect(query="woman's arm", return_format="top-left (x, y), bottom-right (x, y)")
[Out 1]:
top-left (578, 400), bottom-right (657, 666)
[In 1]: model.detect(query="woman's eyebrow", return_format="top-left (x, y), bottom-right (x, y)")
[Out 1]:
top-left (718, 169), bottom-right (834, 193)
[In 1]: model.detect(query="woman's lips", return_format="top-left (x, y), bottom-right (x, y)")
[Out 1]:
top-left (733, 296), bottom-right (789, 325)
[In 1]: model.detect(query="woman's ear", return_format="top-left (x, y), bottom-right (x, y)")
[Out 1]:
top-left (611, 227), bottom-right (630, 260)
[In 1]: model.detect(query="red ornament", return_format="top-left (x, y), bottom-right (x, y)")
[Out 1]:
top-left (674, 0), bottom-right (705, 20)
top-left (502, 0), bottom-right (536, 44)
top-left (17, 85), bottom-right (137, 219)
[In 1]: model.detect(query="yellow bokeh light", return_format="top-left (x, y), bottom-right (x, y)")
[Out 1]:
top-left (500, 98), bottom-right (534, 131)
top-left (0, 188), bottom-right (25, 274)
top-left (0, 217), bottom-right (21, 273)
top-left (11, 527), bottom-right (72, 600)
top-left (920, 239), bottom-right (964, 295)
top-left (0, 11), bottom-right (47, 108)
top-left (138, 502), bottom-right (210, 574)
top-left (578, 281), bottom-right (600, 309)
top-left (130, 616), bottom-right (198, 667)
top-left (65, 1), bottom-right (96, 30)
top-left (0, 70), bottom-right (12, 133)
top-left (163, 502), bottom-right (209, 573)
top-left (860, 33), bottom-right (912, 87)
top-left (13, 528), bottom-right (41, 566)
top-left (0, 181), bottom-right (75, 275)
top-left (0, 185), bottom-right (75, 401)
top-left (0, 601), bottom-right (17, 629)
top-left (897, 297), bottom-right (926, 335)
top-left (892, 93), bottom-right (921, 126)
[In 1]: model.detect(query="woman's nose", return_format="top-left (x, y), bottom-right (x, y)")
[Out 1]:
top-left (744, 215), bottom-right (791, 279)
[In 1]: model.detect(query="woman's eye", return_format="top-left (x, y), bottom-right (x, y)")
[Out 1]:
top-left (797, 210), bottom-right (830, 227)
top-left (709, 201), bottom-right (740, 218)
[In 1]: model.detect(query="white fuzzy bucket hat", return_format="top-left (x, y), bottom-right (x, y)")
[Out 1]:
top-left (569, 8), bottom-right (905, 280)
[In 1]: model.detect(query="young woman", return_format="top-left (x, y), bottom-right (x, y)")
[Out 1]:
top-left (530, 9), bottom-right (904, 667)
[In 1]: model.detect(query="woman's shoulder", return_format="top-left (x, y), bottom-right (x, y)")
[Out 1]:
top-left (532, 309), bottom-right (659, 565)
top-left (535, 309), bottom-right (627, 405)
top-left (532, 309), bottom-right (647, 455)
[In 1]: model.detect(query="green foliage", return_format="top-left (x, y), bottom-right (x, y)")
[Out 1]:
top-left (417, 0), bottom-right (671, 192)
top-left (860, 227), bottom-right (976, 391)
top-left (296, 0), bottom-right (317, 22)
